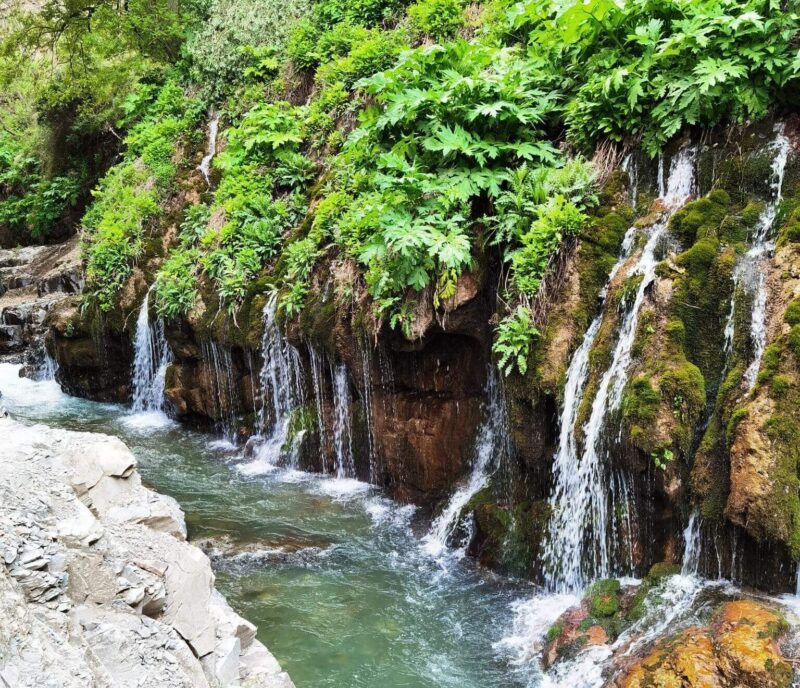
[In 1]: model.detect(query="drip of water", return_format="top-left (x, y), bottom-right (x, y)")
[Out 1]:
top-left (359, 335), bottom-right (379, 483)
top-left (255, 293), bottom-right (304, 466)
top-left (202, 340), bottom-right (238, 444)
top-left (423, 369), bottom-right (508, 558)
top-left (331, 363), bottom-right (355, 479)
top-left (308, 345), bottom-right (328, 473)
top-left (543, 148), bottom-right (696, 593)
top-left (198, 113), bottom-right (219, 186)
top-left (737, 127), bottom-right (792, 390)
top-left (622, 153), bottom-right (638, 210)
top-left (796, 562), bottom-right (800, 597)
top-left (131, 286), bottom-right (172, 413)
top-left (682, 510), bottom-right (702, 576)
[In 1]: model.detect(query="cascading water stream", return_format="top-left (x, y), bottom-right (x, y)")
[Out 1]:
top-left (197, 113), bottom-right (219, 186)
top-left (331, 363), bottom-right (356, 479)
top-left (423, 369), bottom-right (508, 558)
top-left (131, 286), bottom-right (172, 414)
top-left (252, 292), bottom-right (304, 467)
top-left (543, 148), bottom-right (696, 593)
top-left (202, 340), bottom-right (239, 444)
top-left (721, 127), bottom-right (791, 391)
top-left (681, 510), bottom-right (702, 576)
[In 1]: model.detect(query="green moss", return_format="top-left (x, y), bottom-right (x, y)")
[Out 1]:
top-left (588, 578), bottom-right (620, 617)
top-left (763, 416), bottom-right (800, 556)
top-left (726, 407), bottom-right (748, 447)
top-left (777, 205), bottom-right (800, 245)
top-left (665, 319), bottom-right (685, 348)
top-left (545, 621), bottom-right (565, 644)
top-left (646, 562), bottom-right (681, 582)
top-left (771, 375), bottom-right (792, 399)
top-left (622, 375), bottom-right (660, 450)
top-left (757, 343), bottom-right (783, 384)
top-left (660, 361), bottom-right (706, 445)
top-left (668, 193), bottom-right (729, 247)
top-left (785, 298), bottom-right (800, 327)
top-left (789, 325), bottom-right (800, 359)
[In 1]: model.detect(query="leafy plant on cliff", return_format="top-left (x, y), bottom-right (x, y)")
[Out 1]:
top-left (511, 0), bottom-right (800, 156)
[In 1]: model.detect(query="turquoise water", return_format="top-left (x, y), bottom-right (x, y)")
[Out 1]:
top-left (0, 364), bottom-right (542, 688)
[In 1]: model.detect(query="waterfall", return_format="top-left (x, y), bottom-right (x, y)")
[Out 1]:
top-left (255, 293), bottom-right (304, 466)
top-left (622, 153), bottom-right (638, 210)
top-left (734, 127), bottom-right (791, 391)
top-left (423, 369), bottom-right (508, 558)
top-left (331, 363), bottom-right (356, 479)
top-left (36, 348), bottom-right (58, 382)
top-left (543, 148), bottom-right (696, 593)
top-left (681, 510), bottom-right (702, 576)
top-left (131, 286), bottom-right (172, 413)
top-left (198, 113), bottom-right (219, 186)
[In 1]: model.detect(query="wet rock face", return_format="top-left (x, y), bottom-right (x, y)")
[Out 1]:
top-left (370, 332), bottom-right (487, 503)
top-left (614, 601), bottom-right (792, 688)
top-left (292, 258), bottom-right (494, 505)
top-left (47, 297), bottom-right (133, 402)
top-left (162, 324), bottom-right (257, 436)
top-left (0, 238), bottom-right (84, 365)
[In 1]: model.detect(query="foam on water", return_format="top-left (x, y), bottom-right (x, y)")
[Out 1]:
top-left (315, 477), bottom-right (372, 500)
top-left (494, 593), bottom-right (580, 666)
top-left (119, 409), bottom-right (176, 431)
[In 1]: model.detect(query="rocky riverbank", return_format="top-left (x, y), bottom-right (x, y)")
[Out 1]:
top-left (0, 412), bottom-right (293, 688)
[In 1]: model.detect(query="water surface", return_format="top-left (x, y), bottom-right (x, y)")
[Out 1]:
top-left (0, 364), bottom-right (541, 688)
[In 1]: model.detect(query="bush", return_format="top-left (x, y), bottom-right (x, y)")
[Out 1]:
top-left (408, 0), bottom-right (464, 41)
top-left (186, 0), bottom-right (312, 98)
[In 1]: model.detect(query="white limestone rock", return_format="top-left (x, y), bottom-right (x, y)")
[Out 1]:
top-left (0, 416), bottom-right (295, 688)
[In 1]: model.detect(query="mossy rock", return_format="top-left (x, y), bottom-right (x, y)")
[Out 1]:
top-left (588, 578), bottom-right (621, 617)
top-left (646, 562), bottom-right (681, 582)
top-left (668, 192), bottom-right (729, 248)
top-left (785, 298), bottom-right (800, 327)
top-left (777, 204), bottom-right (800, 245)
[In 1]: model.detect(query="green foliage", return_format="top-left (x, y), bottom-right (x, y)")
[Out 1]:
top-left (154, 248), bottom-right (201, 318)
top-left (407, 0), bottom-right (465, 41)
top-left (0, 136), bottom-right (81, 238)
top-left (186, 0), bottom-right (312, 98)
top-left (494, 306), bottom-right (538, 376)
top-left (511, 0), bottom-right (800, 156)
top-left (82, 80), bottom-right (202, 311)
top-left (651, 448), bottom-right (674, 471)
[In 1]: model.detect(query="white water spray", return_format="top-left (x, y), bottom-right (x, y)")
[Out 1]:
top-left (131, 286), bottom-right (172, 413)
top-left (543, 148), bottom-right (696, 593)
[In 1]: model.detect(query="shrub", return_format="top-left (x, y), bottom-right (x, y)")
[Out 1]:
top-left (186, 0), bottom-right (312, 98)
top-left (408, 0), bottom-right (464, 41)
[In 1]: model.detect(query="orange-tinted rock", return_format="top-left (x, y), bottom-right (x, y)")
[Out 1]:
top-left (614, 601), bottom-right (791, 688)
top-left (714, 601), bottom-right (791, 687)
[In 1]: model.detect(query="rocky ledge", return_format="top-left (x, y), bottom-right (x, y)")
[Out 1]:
top-left (0, 413), bottom-right (293, 688)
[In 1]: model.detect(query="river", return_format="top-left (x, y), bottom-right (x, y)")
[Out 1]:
top-left (0, 363), bottom-right (550, 688)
